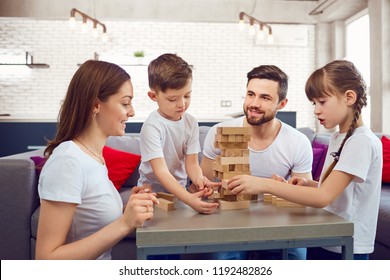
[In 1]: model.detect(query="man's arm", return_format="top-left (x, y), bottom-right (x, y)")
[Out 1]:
top-left (201, 156), bottom-right (216, 181)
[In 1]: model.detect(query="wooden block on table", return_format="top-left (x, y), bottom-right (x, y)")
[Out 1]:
top-left (250, 194), bottom-right (259, 201)
top-left (156, 197), bottom-right (176, 211)
top-left (236, 194), bottom-right (252, 201)
top-left (275, 197), bottom-right (305, 208)
top-left (263, 193), bottom-right (273, 203)
top-left (156, 192), bottom-right (175, 202)
top-left (218, 199), bottom-right (250, 210)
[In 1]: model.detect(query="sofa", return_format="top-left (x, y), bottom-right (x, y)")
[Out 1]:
top-left (0, 126), bottom-right (389, 260)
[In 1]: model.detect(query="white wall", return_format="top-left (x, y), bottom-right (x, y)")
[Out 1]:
top-left (0, 19), bottom-right (316, 128)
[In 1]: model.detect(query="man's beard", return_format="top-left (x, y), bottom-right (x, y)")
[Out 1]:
top-left (244, 107), bottom-right (275, 126)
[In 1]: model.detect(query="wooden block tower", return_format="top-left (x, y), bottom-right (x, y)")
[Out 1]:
top-left (212, 127), bottom-right (254, 210)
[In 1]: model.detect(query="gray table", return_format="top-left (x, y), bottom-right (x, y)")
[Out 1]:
top-left (136, 201), bottom-right (354, 259)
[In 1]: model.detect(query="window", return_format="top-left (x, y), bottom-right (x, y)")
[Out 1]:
top-left (345, 10), bottom-right (370, 126)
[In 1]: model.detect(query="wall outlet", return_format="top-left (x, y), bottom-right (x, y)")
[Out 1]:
top-left (220, 100), bottom-right (232, 107)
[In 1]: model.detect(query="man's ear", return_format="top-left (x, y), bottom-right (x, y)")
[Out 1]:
top-left (148, 90), bottom-right (158, 102)
top-left (345, 90), bottom-right (357, 106)
top-left (277, 98), bottom-right (288, 110)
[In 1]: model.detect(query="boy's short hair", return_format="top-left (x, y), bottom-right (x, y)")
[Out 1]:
top-left (148, 53), bottom-right (192, 93)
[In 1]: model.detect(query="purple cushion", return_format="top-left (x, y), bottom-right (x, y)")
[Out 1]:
top-left (30, 156), bottom-right (47, 176)
top-left (312, 141), bottom-right (328, 181)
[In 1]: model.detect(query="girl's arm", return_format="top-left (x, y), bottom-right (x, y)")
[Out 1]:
top-left (228, 170), bottom-right (354, 208)
top-left (149, 157), bottom-right (218, 214)
top-left (36, 193), bottom-right (157, 260)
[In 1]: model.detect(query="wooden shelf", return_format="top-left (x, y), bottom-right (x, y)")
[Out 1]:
top-left (0, 63), bottom-right (49, 68)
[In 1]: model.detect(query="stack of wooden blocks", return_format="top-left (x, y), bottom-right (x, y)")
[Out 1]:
top-left (212, 127), bottom-right (255, 210)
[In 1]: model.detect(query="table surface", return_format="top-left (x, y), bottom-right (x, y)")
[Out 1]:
top-left (136, 200), bottom-right (353, 247)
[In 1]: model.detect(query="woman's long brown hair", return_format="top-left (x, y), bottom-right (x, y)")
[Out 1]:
top-left (305, 60), bottom-right (367, 183)
top-left (44, 60), bottom-right (130, 157)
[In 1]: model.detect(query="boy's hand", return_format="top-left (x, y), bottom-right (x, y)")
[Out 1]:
top-left (188, 189), bottom-right (218, 214)
top-left (190, 177), bottom-right (221, 197)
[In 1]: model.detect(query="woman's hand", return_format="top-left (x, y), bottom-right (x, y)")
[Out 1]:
top-left (122, 192), bottom-right (159, 231)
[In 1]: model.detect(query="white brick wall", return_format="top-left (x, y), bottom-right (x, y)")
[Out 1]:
top-left (0, 19), bottom-right (316, 128)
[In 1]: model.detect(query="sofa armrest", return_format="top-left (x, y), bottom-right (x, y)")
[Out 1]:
top-left (0, 152), bottom-right (42, 259)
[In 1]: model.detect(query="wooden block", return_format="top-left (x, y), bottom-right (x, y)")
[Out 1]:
top-left (263, 193), bottom-right (273, 203)
top-left (215, 171), bottom-right (251, 180)
top-left (221, 149), bottom-right (248, 157)
top-left (156, 192), bottom-right (175, 202)
top-left (216, 156), bottom-right (249, 165)
top-left (218, 199), bottom-right (250, 210)
top-left (217, 127), bottom-right (251, 135)
top-left (235, 135), bottom-right (243, 142)
top-left (236, 194), bottom-right (251, 201)
top-left (275, 197), bottom-right (305, 208)
top-left (228, 135), bottom-right (236, 142)
top-left (221, 180), bottom-right (229, 189)
top-left (215, 134), bottom-right (228, 142)
top-left (215, 141), bottom-right (248, 149)
top-left (156, 198), bottom-right (176, 211)
top-left (242, 164), bottom-right (250, 172)
top-left (212, 161), bottom-right (230, 172)
top-left (250, 194), bottom-right (259, 201)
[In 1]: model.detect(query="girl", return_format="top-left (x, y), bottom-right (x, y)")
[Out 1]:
top-left (228, 60), bottom-right (383, 260)
top-left (36, 60), bottom-right (158, 260)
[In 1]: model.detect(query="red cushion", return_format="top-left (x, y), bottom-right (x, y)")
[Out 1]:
top-left (102, 146), bottom-right (141, 190)
top-left (382, 136), bottom-right (390, 183)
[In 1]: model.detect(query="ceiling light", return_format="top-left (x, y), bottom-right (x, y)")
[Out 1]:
top-left (69, 8), bottom-right (108, 42)
top-left (238, 12), bottom-right (273, 44)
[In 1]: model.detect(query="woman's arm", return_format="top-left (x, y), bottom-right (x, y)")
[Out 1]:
top-left (36, 193), bottom-right (157, 260)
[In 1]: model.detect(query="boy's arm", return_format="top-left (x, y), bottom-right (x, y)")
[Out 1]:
top-left (149, 157), bottom-right (218, 214)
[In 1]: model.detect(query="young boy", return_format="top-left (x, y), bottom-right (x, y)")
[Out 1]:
top-left (137, 53), bottom-right (218, 214)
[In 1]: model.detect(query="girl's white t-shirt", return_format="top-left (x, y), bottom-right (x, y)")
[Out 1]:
top-left (321, 126), bottom-right (382, 254)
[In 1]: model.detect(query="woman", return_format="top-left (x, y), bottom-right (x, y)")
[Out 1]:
top-left (36, 60), bottom-right (158, 260)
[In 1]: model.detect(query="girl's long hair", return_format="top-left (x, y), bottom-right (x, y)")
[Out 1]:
top-left (305, 60), bottom-right (367, 183)
top-left (45, 60), bottom-right (130, 157)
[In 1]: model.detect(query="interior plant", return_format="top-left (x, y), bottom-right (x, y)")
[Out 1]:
top-left (133, 50), bottom-right (144, 65)
top-left (133, 50), bottom-right (144, 57)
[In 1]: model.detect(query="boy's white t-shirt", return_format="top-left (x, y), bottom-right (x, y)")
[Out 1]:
top-left (320, 126), bottom-right (382, 254)
top-left (38, 141), bottom-right (123, 260)
top-left (137, 110), bottom-right (200, 193)
top-left (203, 116), bottom-right (312, 179)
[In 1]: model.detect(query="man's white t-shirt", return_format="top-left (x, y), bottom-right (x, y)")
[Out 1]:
top-left (137, 110), bottom-right (200, 193)
top-left (321, 126), bottom-right (382, 254)
top-left (203, 116), bottom-right (312, 179)
top-left (38, 141), bottom-right (123, 260)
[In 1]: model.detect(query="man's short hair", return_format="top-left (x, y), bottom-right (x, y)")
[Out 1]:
top-left (247, 65), bottom-right (288, 101)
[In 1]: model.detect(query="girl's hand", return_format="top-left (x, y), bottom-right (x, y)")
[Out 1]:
top-left (228, 175), bottom-right (264, 195)
top-left (288, 177), bottom-right (309, 186)
top-left (122, 193), bottom-right (158, 231)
